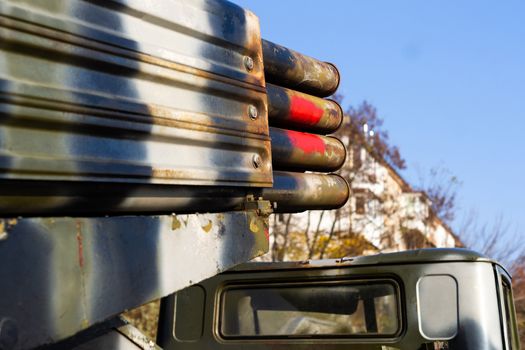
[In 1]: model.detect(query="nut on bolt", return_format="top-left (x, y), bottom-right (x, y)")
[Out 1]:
top-left (252, 154), bottom-right (262, 169)
top-left (243, 56), bottom-right (254, 71)
top-left (248, 105), bottom-right (258, 120)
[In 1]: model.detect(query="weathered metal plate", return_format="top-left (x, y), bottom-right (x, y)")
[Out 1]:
top-left (0, 211), bottom-right (269, 349)
top-left (0, 0), bottom-right (271, 191)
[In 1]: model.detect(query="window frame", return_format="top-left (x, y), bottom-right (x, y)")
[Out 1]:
top-left (215, 278), bottom-right (403, 342)
top-left (496, 266), bottom-right (519, 350)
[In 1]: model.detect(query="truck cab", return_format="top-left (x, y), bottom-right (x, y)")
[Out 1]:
top-left (158, 248), bottom-right (520, 350)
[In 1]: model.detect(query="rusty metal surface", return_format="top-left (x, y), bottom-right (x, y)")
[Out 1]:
top-left (0, 180), bottom-right (254, 216)
top-left (262, 39), bottom-right (340, 97)
top-left (267, 83), bottom-right (343, 134)
top-left (0, 210), bottom-right (269, 349)
top-left (262, 171), bottom-right (349, 213)
top-left (0, 0), bottom-right (272, 208)
top-left (260, 39), bottom-right (346, 213)
top-left (270, 128), bottom-right (346, 172)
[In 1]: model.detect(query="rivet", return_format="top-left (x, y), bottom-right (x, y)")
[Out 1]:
top-left (248, 105), bottom-right (258, 120)
top-left (252, 154), bottom-right (262, 169)
top-left (243, 56), bottom-right (254, 71)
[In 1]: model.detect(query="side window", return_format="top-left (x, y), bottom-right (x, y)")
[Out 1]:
top-left (219, 280), bottom-right (400, 339)
top-left (501, 277), bottom-right (519, 349)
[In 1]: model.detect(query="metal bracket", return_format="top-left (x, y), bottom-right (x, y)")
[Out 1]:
top-left (0, 211), bottom-right (269, 349)
top-left (240, 194), bottom-right (273, 217)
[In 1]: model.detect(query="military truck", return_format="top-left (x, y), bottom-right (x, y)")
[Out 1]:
top-left (0, 0), bottom-right (346, 348)
top-left (0, 0), bottom-right (519, 349)
top-left (158, 248), bottom-right (520, 350)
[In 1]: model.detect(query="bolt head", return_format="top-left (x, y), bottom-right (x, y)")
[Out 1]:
top-left (243, 56), bottom-right (254, 71)
top-left (252, 154), bottom-right (262, 169)
top-left (248, 105), bottom-right (258, 120)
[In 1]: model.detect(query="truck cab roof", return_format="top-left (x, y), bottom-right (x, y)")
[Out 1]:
top-left (230, 248), bottom-right (509, 276)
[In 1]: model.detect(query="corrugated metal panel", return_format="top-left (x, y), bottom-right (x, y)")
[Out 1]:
top-left (0, 0), bottom-right (271, 193)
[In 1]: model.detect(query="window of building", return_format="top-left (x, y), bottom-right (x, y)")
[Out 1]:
top-left (402, 230), bottom-right (434, 250)
top-left (380, 232), bottom-right (394, 249)
top-left (352, 145), bottom-right (362, 170)
top-left (355, 196), bottom-right (366, 215)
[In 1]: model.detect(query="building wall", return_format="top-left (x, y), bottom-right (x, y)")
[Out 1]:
top-left (266, 143), bottom-right (460, 261)
top-left (348, 144), bottom-right (459, 252)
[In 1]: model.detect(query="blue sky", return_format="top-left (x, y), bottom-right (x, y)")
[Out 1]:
top-left (235, 0), bottom-right (525, 236)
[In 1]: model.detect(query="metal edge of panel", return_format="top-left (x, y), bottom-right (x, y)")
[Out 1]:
top-left (0, 0), bottom-right (272, 189)
top-left (227, 248), bottom-right (494, 273)
top-left (0, 0), bottom-right (265, 87)
top-left (0, 180), bottom-right (257, 216)
top-left (0, 210), bottom-right (270, 349)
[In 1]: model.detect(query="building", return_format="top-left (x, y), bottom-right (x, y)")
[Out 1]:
top-left (347, 142), bottom-right (460, 252)
top-left (266, 131), bottom-right (461, 261)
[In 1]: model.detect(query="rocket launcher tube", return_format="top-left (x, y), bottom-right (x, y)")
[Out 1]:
top-left (262, 172), bottom-right (349, 213)
top-left (267, 83), bottom-right (343, 134)
top-left (270, 127), bottom-right (346, 172)
top-left (262, 39), bottom-right (340, 97)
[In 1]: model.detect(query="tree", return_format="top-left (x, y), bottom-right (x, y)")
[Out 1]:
top-left (267, 100), bottom-right (433, 262)
top-left (340, 100), bottom-right (406, 171)
top-left (416, 165), bottom-right (461, 224)
top-left (267, 96), bottom-right (525, 346)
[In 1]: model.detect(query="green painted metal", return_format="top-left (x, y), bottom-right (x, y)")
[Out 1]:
top-left (160, 248), bottom-right (515, 350)
top-left (0, 209), bottom-right (269, 349)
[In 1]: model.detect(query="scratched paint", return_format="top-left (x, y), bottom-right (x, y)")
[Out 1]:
top-left (249, 218), bottom-right (260, 233)
top-left (0, 220), bottom-right (5, 240)
top-left (0, 218), bottom-right (18, 240)
top-left (172, 216), bottom-right (182, 230)
top-left (76, 221), bottom-right (84, 268)
top-left (201, 220), bottom-right (213, 233)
